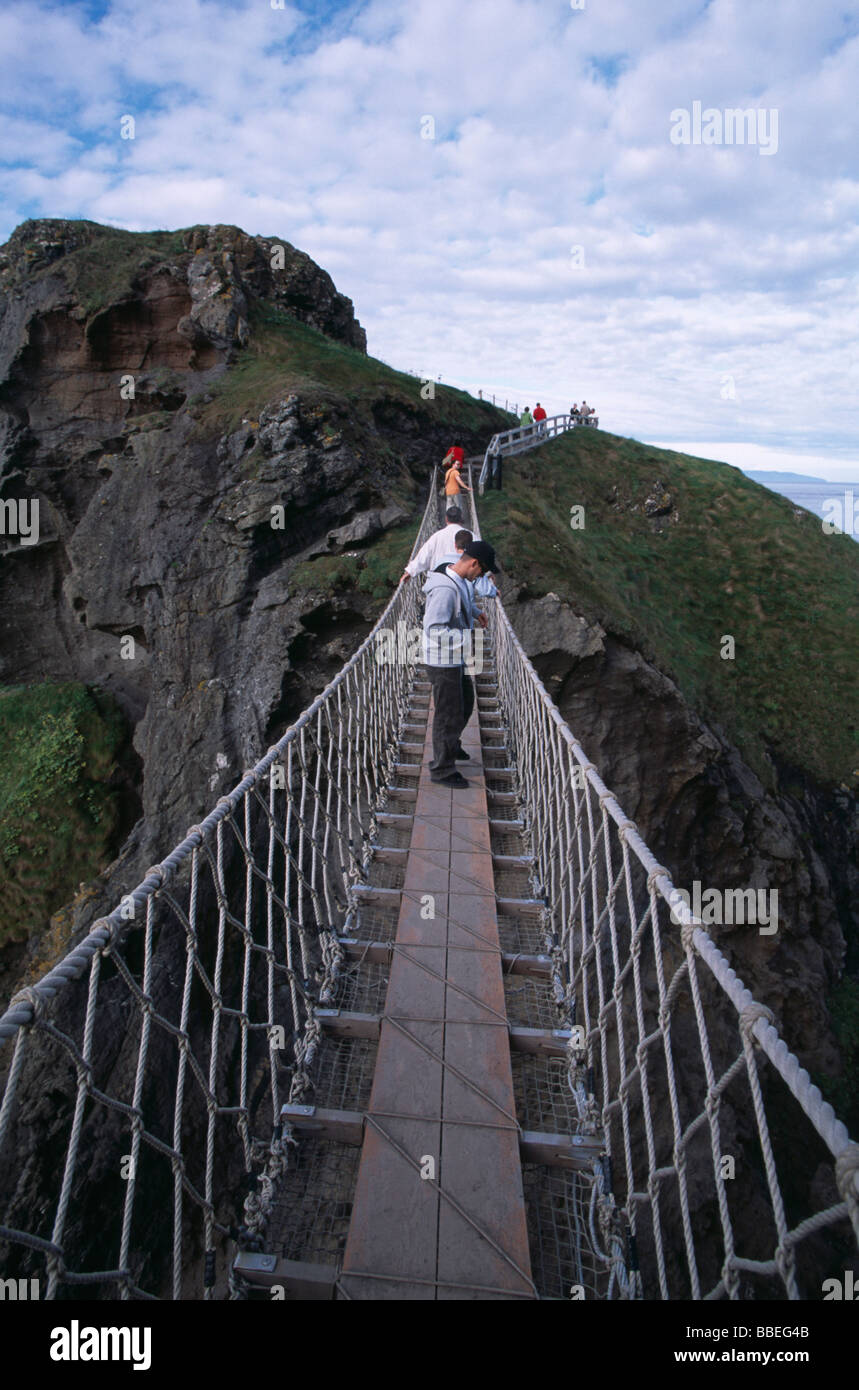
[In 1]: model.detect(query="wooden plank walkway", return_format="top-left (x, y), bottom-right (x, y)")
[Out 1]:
top-left (339, 689), bottom-right (535, 1299)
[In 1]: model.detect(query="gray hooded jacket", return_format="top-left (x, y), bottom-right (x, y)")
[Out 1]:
top-left (422, 565), bottom-right (472, 667)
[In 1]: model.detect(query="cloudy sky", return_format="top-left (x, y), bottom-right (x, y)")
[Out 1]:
top-left (1, 0), bottom-right (857, 477)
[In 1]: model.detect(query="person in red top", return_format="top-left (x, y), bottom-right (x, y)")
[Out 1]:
top-left (441, 442), bottom-right (465, 477)
top-left (533, 404), bottom-right (547, 434)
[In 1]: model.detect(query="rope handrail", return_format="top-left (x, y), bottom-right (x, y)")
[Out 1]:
top-left (0, 456), bottom-right (855, 1302)
top-left (0, 467), bottom-right (443, 1299)
top-left (467, 482), bottom-right (859, 1300)
top-left (494, 597), bottom-right (854, 1166)
top-left (0, 471), bottom-right (440, 1045)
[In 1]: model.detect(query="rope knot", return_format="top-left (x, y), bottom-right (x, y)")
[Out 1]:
top-left (835, 1142), bottom-right (859, 1205)
top-left (773, 1243), bottom-right (796, 1288)
top-left (9, 984), bottom-right (47, 1024)
top-left (145, 864), bottom-right (165, 887)
top-left (722, 1257), bottom-right (741, 1300)
top-left (647, 865), bottom-right (671, 893)
top-left (680, 923), bottom-right (696, 953)
top-left (739, 1001), bottom-right (774, 1042)
top-left (185, 824), bottom-right (205, 845)
top-left (89, 916), bottom-right (118, 948)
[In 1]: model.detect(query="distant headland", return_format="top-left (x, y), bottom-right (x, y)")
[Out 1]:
top-left (742, 469), bottom-right (828, 483)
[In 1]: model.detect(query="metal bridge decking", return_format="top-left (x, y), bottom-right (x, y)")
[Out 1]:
top-left (338, 669), bottom-right (535, 1299)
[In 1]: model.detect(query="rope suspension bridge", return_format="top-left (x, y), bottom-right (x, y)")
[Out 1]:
top-left (0, 418), bottom-right (856, 1300)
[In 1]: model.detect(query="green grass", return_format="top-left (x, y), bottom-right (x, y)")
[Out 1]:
top-left (478, 430), bottom-right (859, 788)
top-left (27, 223), bottom-right (189, 318)
top-left (195, 299), bottom-right (510, 440)
top-left (0, 684), bottom-right (129, 946)
top-left (290, 521), bottom-right (417, 604)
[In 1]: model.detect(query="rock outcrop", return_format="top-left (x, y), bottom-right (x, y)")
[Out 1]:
top-left (0, 218), bottom-right (515, 1297)
top-left (0, 218), bottom-right (508, 973)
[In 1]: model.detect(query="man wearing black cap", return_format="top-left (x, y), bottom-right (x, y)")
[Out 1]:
top-left (421, 539), bottom-right (496, 787)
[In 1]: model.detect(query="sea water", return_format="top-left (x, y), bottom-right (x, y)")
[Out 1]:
top-left (750, 480), bottom-right (859, 543)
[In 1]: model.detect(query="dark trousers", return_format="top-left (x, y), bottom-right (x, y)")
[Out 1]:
top-left (462, 672), bottom-right (474, 726)
top-left (424, 664), bottom-right (471, 779)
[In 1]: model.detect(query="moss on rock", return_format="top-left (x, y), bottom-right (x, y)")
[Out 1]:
top-left (0, 684), bottom-right (130, 948)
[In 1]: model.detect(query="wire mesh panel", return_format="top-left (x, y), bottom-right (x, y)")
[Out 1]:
top-left (0, 475), bottom-right (441, 1300)
top-left (467, 487), bottom-right (859, 1301)
top-left (264, 1138), bottom-right (360, 1269)
top-left (523, 1165), bottom-right (611, 1300)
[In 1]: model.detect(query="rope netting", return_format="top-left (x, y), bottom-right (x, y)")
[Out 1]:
top-left (1, 449), bottom-right (856, 1302)
top-left (0, 475), bottom-right (441, 1300)
top-left (467, 481), bottom-right (859, 1300)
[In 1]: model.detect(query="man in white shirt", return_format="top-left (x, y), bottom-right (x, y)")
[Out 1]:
top-left (399, 507), bottom-right (472, 583)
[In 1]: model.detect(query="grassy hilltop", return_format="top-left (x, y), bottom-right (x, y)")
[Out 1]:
top-left (196, 297), bottom-right (506, 440)
top-left (479, 429), bottom-right (859, 791)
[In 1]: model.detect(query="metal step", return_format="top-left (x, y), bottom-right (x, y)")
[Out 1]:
top-left (275, 1102), bottom-right (603, 1175)
top-left (233, 1252), bottom-right (337, 1300)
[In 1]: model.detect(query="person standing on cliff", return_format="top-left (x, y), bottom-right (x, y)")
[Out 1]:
top-left (533, 402), bottom-right (547, 434)
top-left (520, 406), bottom-right (533, 430)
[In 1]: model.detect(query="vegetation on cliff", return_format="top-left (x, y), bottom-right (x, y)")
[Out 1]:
top-left (195, 298), bottom-right (508, 446)
top-left (480, 428), bottom-right (859, 790)
top-left (0, 684), bottom-right (130, 950)
top-left (290, 521), bottom-right (417, 603)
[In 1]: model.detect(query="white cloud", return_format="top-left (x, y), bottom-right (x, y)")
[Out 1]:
top-left (0, 0), bottom-right (856, 464)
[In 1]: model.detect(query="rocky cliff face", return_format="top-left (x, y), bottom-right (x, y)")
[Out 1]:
top-left (0, 219), bottom-right (514, 1297)
top-left (0, 218), bottom-right (507, 977)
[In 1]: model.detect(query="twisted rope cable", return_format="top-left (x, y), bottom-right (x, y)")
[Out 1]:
top-left (470, 481), bottom-right (858, 1300)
